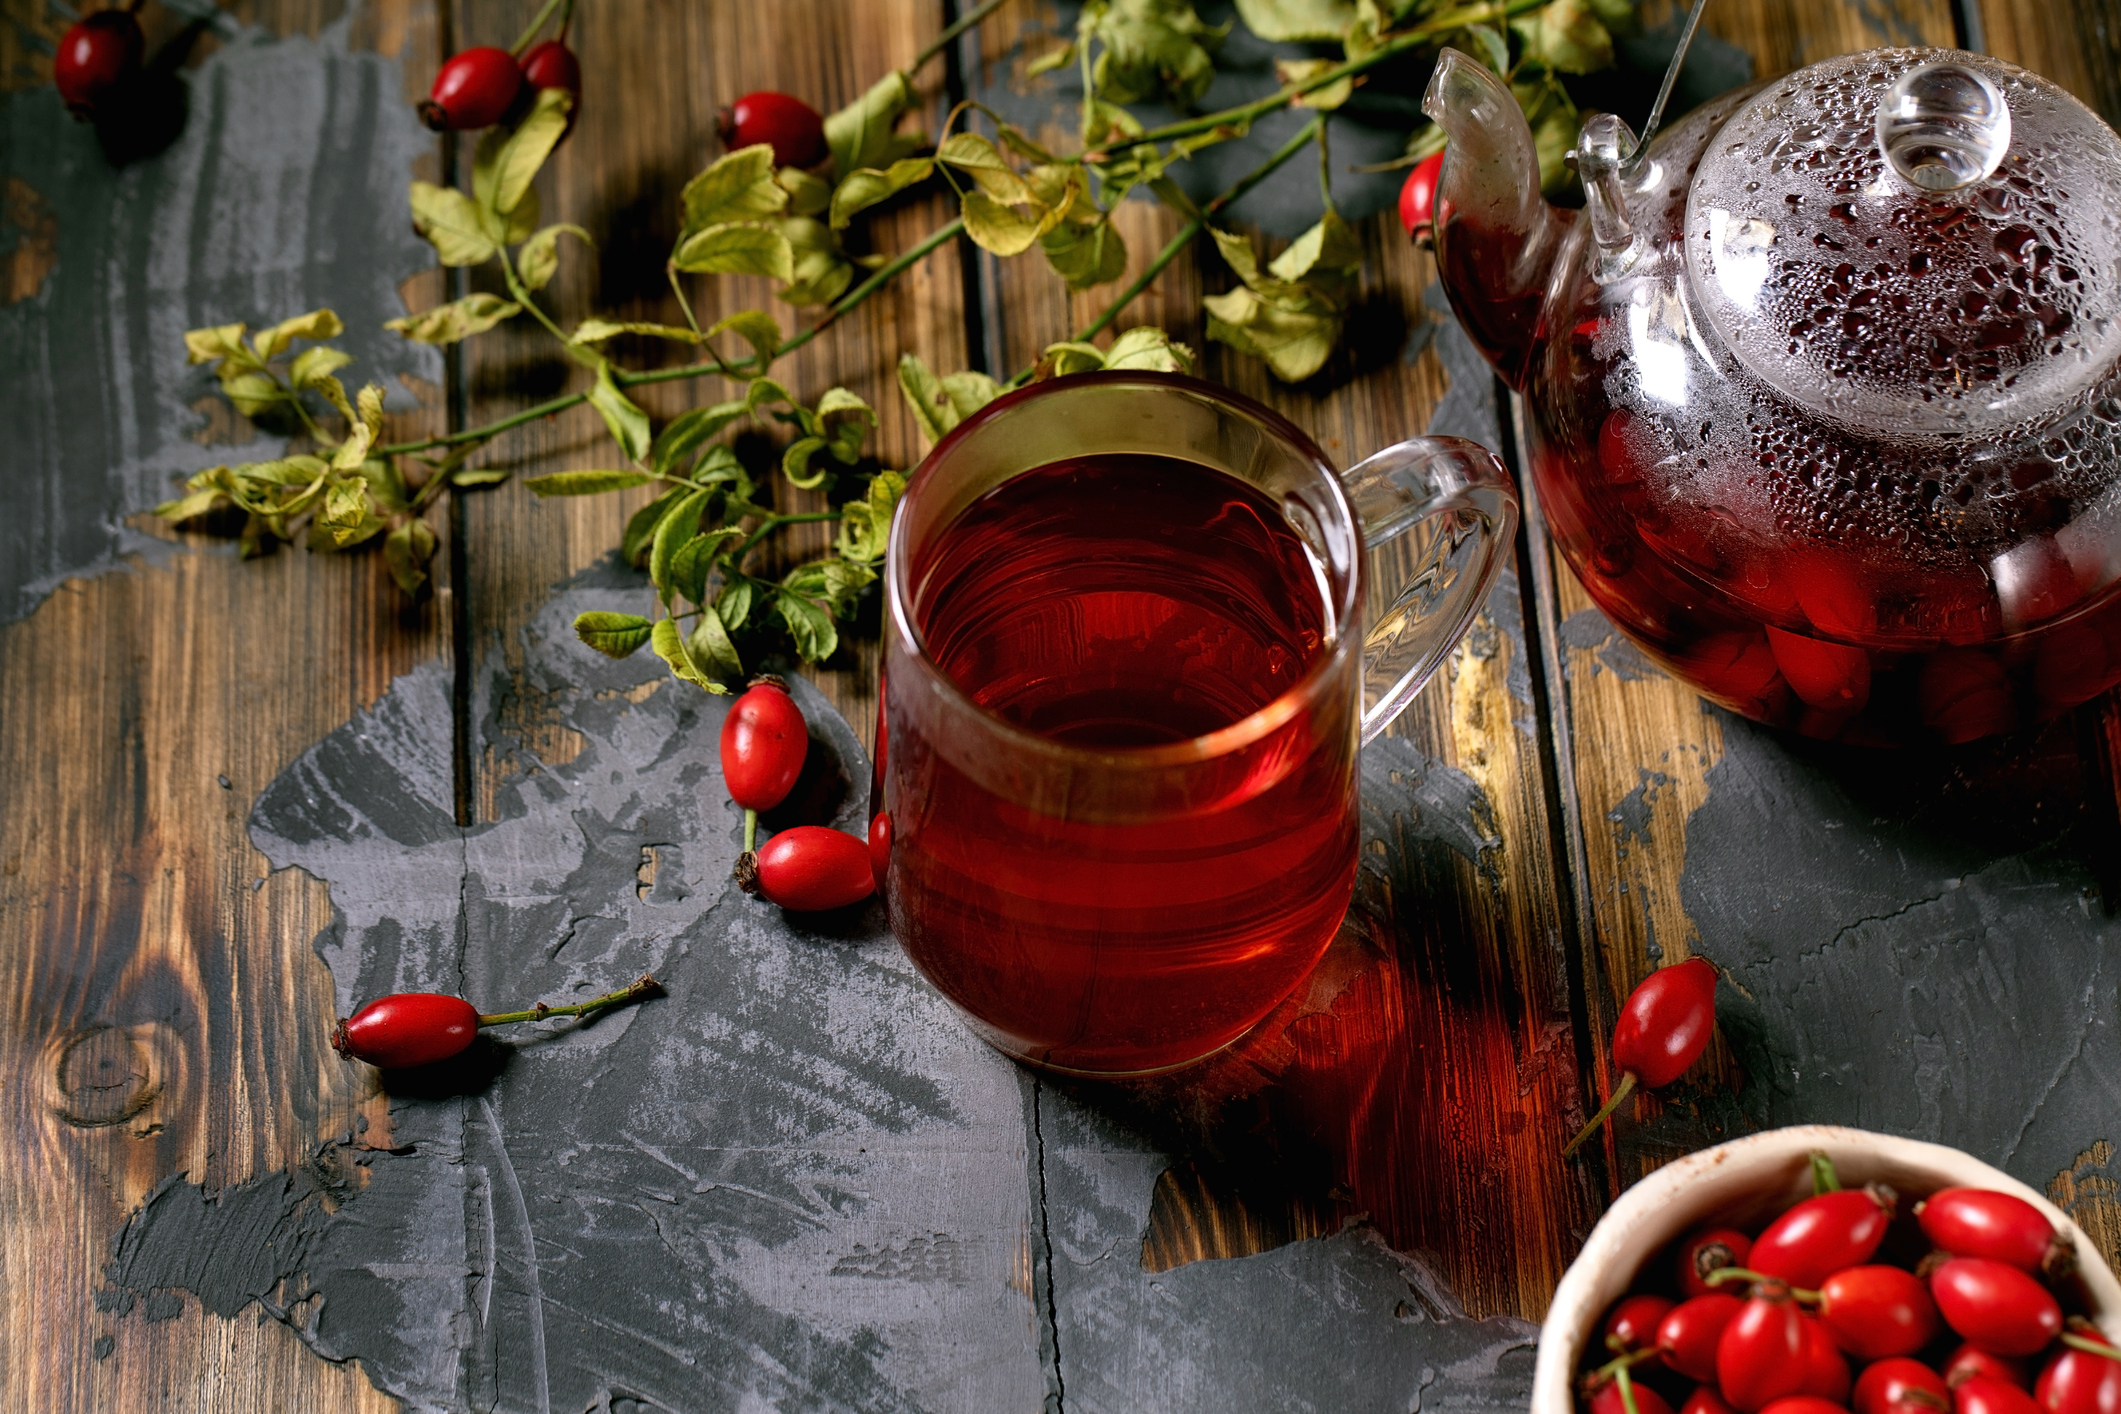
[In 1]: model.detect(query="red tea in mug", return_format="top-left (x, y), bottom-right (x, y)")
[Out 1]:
top-left (883, 452), bottom-right (1359, 1074)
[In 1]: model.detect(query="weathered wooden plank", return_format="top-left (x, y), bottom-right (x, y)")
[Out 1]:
top-left (961, 0), bottom-right (1595, 1328)
top-left (452, 0), bottom-right (971, 798)
top-left (0, 1), bottom-right (445, 1407)
top-left (1534, 0), bottom-right (2121, 1277)
top-left (1978, 0), bottom-right (2121, 122)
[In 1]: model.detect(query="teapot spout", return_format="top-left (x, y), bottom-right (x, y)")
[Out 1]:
top-left (1422, 49), bottom-right (1569, 390)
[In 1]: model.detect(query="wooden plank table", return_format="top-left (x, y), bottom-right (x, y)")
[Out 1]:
top-left (1, 0), bottom-right (2117, 1407)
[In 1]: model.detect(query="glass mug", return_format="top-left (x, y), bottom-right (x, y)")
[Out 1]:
top-left (874, 372), bottom-right (1517, 1075)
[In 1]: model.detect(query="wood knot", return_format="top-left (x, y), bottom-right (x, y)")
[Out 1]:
top-left (52, 1026), bottom-right (158, 1127)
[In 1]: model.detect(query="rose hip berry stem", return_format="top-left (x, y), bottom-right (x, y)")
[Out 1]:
top-left (474, 974), bottom-right (662, 1026)
top-left (1563, 957), bottom-right (1719, 1156)
top-left (2059, 1332), bottom-right (2121, 1363)
top-left (332, 975), bottom-right (661, 1068)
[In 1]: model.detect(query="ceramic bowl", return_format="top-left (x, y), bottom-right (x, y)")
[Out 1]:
top-left (1535, 1125), bottom-right (2121, 1414)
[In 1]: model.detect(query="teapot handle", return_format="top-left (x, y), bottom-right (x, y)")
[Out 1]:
top-left (1341, 436), bottom-right (1520, 744)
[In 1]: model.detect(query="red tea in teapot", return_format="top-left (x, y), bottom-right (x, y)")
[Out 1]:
top-left (883, 452), bottom-right (1357, 1073)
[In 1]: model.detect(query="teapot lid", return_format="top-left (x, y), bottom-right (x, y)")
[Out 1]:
top-left (1684, 48), bottom-right (2121, 439)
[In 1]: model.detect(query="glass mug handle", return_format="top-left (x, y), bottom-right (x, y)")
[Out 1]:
top-left (1341, 435), bottom-right (1520, 744)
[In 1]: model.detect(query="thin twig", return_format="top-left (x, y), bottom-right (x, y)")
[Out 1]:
top-left (510, 0), bottom-right (566, 55)
top-left (914, 0), bottom-right (1010, 72)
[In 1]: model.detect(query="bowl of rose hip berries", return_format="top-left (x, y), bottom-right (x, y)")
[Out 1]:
top-left (1535, 1125), bottom-right (2121, 1414)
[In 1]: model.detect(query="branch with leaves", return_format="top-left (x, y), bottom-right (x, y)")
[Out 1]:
top-left (159, 0), bottom-right (1633, 688)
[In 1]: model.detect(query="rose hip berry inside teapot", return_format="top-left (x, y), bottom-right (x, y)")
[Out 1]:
top-left (1424, 44), bottom-right (2121, 744)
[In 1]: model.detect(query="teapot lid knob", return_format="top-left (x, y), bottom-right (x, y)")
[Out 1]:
top-left (1877, 61), bottom-right (2012, 191)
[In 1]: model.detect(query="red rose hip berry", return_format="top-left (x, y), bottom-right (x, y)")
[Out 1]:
top-left (1759, 1400), bottom-right (1856, 1414)
top-left (1398, 150), bottom-right (1444, 246)
top-left (1564, 957), bottom-right (1720, 1155)
top-left (54, 7), bottom-right (144, 121)
top-left (740, 826), bottom-right (876, 911)
top-left (1815, 1265), bottom-right (1942, 1361)
top-left (1605, 1294), bottom-right (1676, 1354)
top-left (1660, 1293), bottom-right (1743, 1382)
top-left (2037, 1324), bottom-right (2121, 1414)
top-left (1719, 1282), bottom-right (1810, 1412)
top-left (1797, 1316), bottom-right (1852, 1403)
top-left (1947, 1347), bottom-right (2032, 1392)
top-left (1679, 1227), bottom-right (1754, 1298)
top-left (1957, 1377), bottom-right (2047, 1414)
top-left (718, 91), bottom-right (826, 168)
top-left (518, 40), bottom-right (582, 137)
top-left (1855, 1359), bottom-right (1950, 1414)
top-left (420, 46), bottom-right (523, 131)
top-left (721, 677), bottom-right (809, 814)
top-left (333, 992), bottom-right (478, 1069)
top-left (1750, 1184), bottom-right (1897, 1289)
top-left (1918, 1188), bottom-right (2072, 1277)
top-left (1591, 1377), bottom-right (1677, 1414)
top-left (1930, 1258), bottom-right (2063, 1358)
top-left (1687, 1392), bottom-right (1739, 1414)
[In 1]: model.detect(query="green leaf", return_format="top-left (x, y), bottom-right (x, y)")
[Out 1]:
top-left (744, 376), bottom-right (802, 424)
top-left (1278, 57), bottom-right (1355, 110)
top-left (1233, 0), bottom-right (1356, 40)
top-left (384, 518), bottom-right (439, 595)
top-left (476, 86), bottom-right (574, 221)
top-left (524, 469), bottom-right (656, 497)
top-left (650, 615), bottom-right (724, 692)
top-left (574, 610), bottom-right (655, 659)
top-left (937, 134), bottom-right (1028, 205)
top-left (588, 361), bottom-right (653, 463)
top-left (622, 485), bottom-right (689, 566)
top-left (330, 384), bottom-right (387, 470)
top-left (1204, 286), bottom-right (1341, 382)
top-left (680, 145), bottom-right (789, 237)
top-left (824, 71), bottom-right (923, 178)
top-left (783, 558), bottom-right (877, 617)
top-left (1025, 41), bottom-right (1074, 77)
top-left (836, 470), bottom-right (905, 563)
top-left (288, 345), bottom-right (353, 389)
top-left (961, 189), bottom-right (1051, 257)
top-left (451, 466), bottom-right (511, 487)
top-left (572, 318), bottom-right (702, 345)
top-left (651, 400), bottom-right (748, 476)
top-left (775, 587), bottom-right (838, 663)
top-left (704, 309), bottom-right (782, 366)
top-left (1462, 21), bottom-right (1512, 77)
top-left (221, 372), bottom-right (284, 418)
top-left (815, 387), bottom-right (875, 466)
top-left (777, 166), bottom-right (833, 218)
top-left (829, 156), bottom-right (936, 231)
top-left (999, 125), bottom-right (1060, 165)
top-left (670, 222), bottom-right (796, 280)
top-left (359, 456), bottom-right (410, 513)
top-left (384, 293), bottom-right (522, 344)
top-left (185, 323), bottom-right (254, 369)
top-left (1041, 217), bottom-right (1128, 290)
top-left (408, 181), bottom-right (497, 266)
top-left (1087, 0), bottom-right (1222, 108)
top-left (781, 437), bottom-right (829, 489)
top-left (1101, 324), bottom-right (1195, 372)
top-left (1268, 207), bottom-right (1364, 288)
top-left (669, 527), bottom-right (745, 605)
top-left (650, 489), bottom-right (708, 599)
top-left (778, 218), bottom-right (856, 306)
top-left (1203, 219), bottom-right (1359, 383)
top-left (318, 477), bottom-right (372, 545)
top-left (155, 484), bottom-right (230, 522)
top-left (716, 577), bottom-right (755, 632)
top-left (1039, 341), bottom-right (1108, 377)
top-left (1513, 0), bottom-right (1614, 75)
top-left (897, 353), bottom-right (1001, 444)
top-left (517, 222), bottom-right (592, 291)
top-left (253, 308), bottom-right (344, 359)
top-left (686, 605), bottom-right (745, 685)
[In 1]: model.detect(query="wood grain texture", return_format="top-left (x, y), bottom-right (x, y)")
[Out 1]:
top-left (1978, 0), bottom-right (2121, 121)
top-left (0, 2), bottom-right (443, 1406)
top-left (961, 1), bottom-right (1597, 1322)
top-left (1538, 0), bottom-right (2121, 1267)
top-left (452, 0), bottom-right (970, 800)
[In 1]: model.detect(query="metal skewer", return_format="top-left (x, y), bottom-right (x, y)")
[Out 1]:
top-left (1622, 0), bottom-right (1712, 178)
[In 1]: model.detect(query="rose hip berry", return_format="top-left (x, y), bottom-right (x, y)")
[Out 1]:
top-left (1815, 1265), bottom-right (1943, 1361)
top-left (54, 6), bottom-right (144, 122)
top-left (1661, 1292), bottom-right (1743, 1381)
top-left (1681, 1227), bottom-right (1755, 1298)
top-left (1918, 1189), bottom-right (2072, 1277)
top-left (1398, 149), bottom-right (1444, 246)
top-left (1719, 1281), bottom-right (1811, 1412)
top-left (1605, 1294), bottom-right (1674, 1354)
top-left (1687, 1391), bottom-right (1740, 1414)
top-left (1957, 1376), bottom-right (2047, 1414)
top-left (1855, 1359), bottom-right (1951, 1414)
top-left (718, 91), bottom-right (826, 168)
top-left (518, 40), bottom-right (582, 137)
top-left (331, 976), bottom-right (659, 1068)
top-left (2037, 1324), bottom-right (2121, 1414)
top-left (1563, 957), bottom-right (1719, 1156)
top-left (1930, 1258), bottom-right (2063, 1358)
top-left (1798, 1315), bottom-right (1854, 1403)
top-left (1760, 1399), bottom-right (1858, 1414)
top-left (1592, 1377), bottom-right (1677, 1414)
top-left (739, 826), bottom-right (876, 912)
top-left (1948, 1346), bottom-right (2033, 1392)
top-left (420, 46), bottom-right (523, 131)
top-left (722, 677), bottom-right (809, 810)
top-left (1750, 1185), bottom-right (1897, 1289)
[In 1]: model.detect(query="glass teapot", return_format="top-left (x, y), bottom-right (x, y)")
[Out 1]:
top-left (1423, 41), bottom-right (2121, 744)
